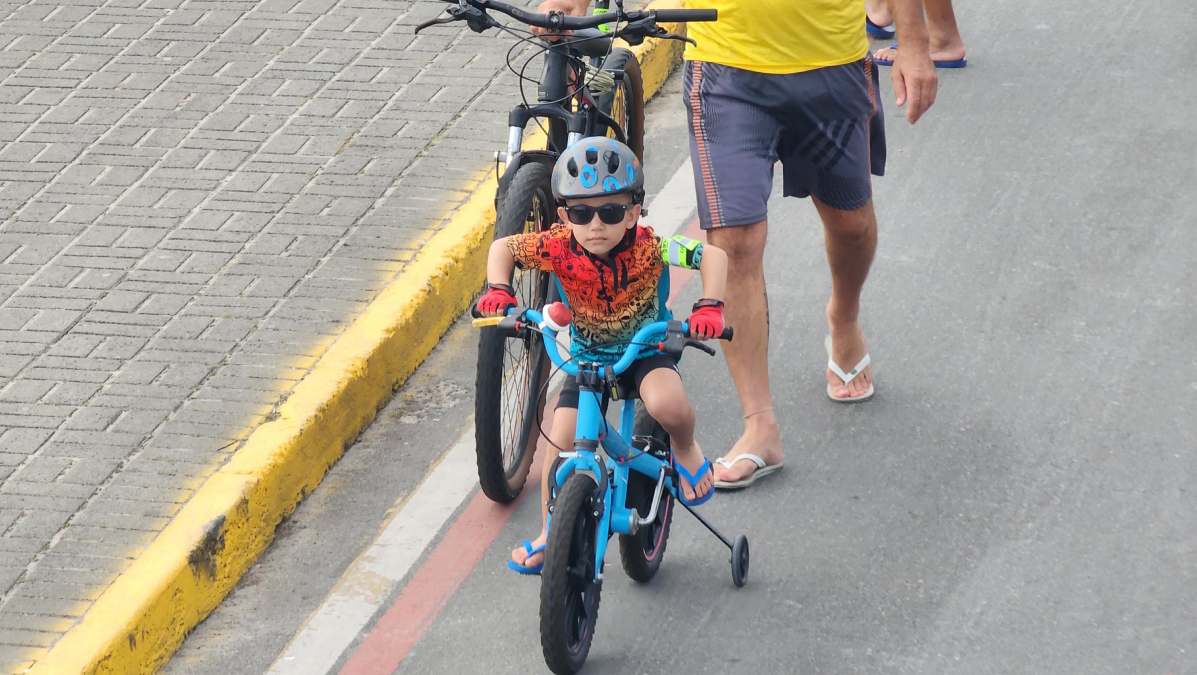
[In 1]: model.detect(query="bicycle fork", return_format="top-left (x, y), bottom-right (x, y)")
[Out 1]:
top-left (550, 377), bottom-right (673, 582)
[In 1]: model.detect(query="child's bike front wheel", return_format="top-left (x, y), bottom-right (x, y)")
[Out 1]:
top-left (540, 473), bottom-right (602, 675)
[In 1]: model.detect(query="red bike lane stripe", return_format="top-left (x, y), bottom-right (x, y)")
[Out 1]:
top-left (339, 216), bottom-right (702, 674)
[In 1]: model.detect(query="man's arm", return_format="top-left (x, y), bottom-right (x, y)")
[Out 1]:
top-left (887, 0), bottom-right (938, 124)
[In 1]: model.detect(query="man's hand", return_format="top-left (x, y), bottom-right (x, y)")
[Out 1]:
top-left (891, 46), bottom-right (937, 124)
top-left (887, 0), bottom-right (938, 124)
top-left (532, 0), bottom-right (589, 40)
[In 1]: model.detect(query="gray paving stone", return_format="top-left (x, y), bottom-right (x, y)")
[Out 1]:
top-left (0, 0), bottom-right (572, 662)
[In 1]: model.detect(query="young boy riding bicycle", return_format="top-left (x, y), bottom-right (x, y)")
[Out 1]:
top-left (474, 137), bottom-right (729, 573)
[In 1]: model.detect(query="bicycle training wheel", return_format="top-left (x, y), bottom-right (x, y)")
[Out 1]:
top-left (595, 48), bottom-right (645, 161)
top-left (474, 161), bottom-right (555, 503)
top-left (619, 405), bottom-right (673, 582)
top-left (540, 473), bottom-right (602, 675)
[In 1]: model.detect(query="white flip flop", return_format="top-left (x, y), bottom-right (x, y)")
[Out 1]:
top-left (713, 453), bottom-right (783, 489)
top-left (825, 335), bottom-right (874, 402)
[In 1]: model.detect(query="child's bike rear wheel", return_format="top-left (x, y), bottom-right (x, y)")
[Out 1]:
top-left (540, 473), bottom-right (602, 675)
top-left (619, 406), bottom-right (673, 582)
top-left (475, 161), bottom-right (555, 503)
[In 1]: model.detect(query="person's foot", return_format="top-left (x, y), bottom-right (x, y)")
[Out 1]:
top-left (864, 0), bottom-right (892, 28)
top-left (712, 411), bottom-right (783, 485)
top-left (510, 530), bottom-right (547, 569)
top-left (673, 440), bottom-right (714, 503)
top-left (826, 303), bottom-right (873, 400)
top-left (872, 43), bottom-right (967, 67)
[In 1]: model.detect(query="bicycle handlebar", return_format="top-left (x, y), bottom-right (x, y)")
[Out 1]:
top-left (473, 306), bottom-right (731, 378)
top-left (418, 0), bottom-right (716, 35)
top-left (651, 8), bottom-right (718, 23)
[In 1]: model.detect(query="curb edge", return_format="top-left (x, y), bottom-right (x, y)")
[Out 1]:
top-left (28, 10), bottom-right (688, 674)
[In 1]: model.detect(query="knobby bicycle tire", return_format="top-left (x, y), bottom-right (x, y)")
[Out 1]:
top-left (540, 472), bottom-right (602, 675)
top-left (595, 48), bottom-right (645, 162)
top-left (474, 161), bottom-right (555, 503)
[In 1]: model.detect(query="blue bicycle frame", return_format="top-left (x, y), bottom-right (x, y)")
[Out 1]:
top-left (519, 308), bottom-right (683, 582)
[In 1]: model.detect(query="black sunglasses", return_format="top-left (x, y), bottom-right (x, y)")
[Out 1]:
top-left (564, 203), bottom-right (630, 225)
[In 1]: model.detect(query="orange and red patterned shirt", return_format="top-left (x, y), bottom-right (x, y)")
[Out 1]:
top-left (505, 224), bottom-right (704, 363)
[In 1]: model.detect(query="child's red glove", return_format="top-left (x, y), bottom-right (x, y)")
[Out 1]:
top-left (476, 283), bottom-right (517, 316)
top-left (687, 298), bottom-right (724, 339)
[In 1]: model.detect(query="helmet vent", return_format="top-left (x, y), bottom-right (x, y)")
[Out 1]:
top-left (567, 158), bottom-right (579, 177)
top-left (604, 150), bottom-right (620, 173)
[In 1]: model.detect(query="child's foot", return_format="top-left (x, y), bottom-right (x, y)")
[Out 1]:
top-left (673, 440), bottom-right (714, 504)
top-left (509, 530), bottom-right (547, 574)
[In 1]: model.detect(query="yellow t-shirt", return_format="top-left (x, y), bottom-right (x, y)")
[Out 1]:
top-left (684, 0), bottom-right (868, 74)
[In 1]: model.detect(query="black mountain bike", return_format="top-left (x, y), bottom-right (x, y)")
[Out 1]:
top-left (417, 0), bottom-right (717, 503)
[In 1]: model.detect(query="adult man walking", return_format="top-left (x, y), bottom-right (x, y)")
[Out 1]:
top-left (537, 0), bottom-right (938, 488)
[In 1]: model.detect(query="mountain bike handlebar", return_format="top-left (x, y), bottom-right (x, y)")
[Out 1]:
top-left (417, 0), bottom-right (716, 36)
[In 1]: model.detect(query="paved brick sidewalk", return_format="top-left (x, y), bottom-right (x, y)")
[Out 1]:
top-left (0, 0), bottom-right (597, 668)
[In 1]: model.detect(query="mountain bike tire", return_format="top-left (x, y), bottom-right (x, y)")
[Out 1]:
top-left (595, 48), bottom-right (645, 161)
top-left (618, 405), bottom-right (673, 582)
top-left (540, 472), bottom-right (602, 675)
top-left (474, 161), bottom-right (555, 503)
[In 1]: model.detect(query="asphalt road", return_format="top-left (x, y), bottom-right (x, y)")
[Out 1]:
top-left (170, 2), bottom-right (1197, 673)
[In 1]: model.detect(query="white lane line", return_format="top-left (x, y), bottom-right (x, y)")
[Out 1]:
top-left (266, 431), bottom-right (477, 675)
top-left (648, 158), bottom-right (695, 238)
top-left (267, 158), bottom-right (697, 674)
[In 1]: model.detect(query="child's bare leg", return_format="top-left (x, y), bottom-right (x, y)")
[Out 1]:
top-left (511, 405), bottom-right (576, 567)
top-left (638, 368), bottom-right (713, 502)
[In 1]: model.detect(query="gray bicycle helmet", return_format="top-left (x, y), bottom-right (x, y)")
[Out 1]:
top-left (551, 137), bottom-right (644, 203)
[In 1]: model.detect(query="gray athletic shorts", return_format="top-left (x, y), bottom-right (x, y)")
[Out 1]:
top-left (683, 58), bottom-right (886, 228)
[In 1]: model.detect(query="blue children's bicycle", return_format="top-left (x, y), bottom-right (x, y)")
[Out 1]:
top-left (474, 305), bottom-right (750, 675)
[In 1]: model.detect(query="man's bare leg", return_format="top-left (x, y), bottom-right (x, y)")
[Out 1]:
top-left (706, 220), bottom-right (783, 483)
top-left (923, 0), bottom-right (966, 59)
top-left (874, 0), bottom-right (966, 63)
top-left (865, 0), bottom-right (892, 27)
top-left (814, 198), bottom-right (877, 400)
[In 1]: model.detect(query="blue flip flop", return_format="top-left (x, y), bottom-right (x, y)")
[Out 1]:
top-left (874, 43), bottom-right (968, 69)
top-left (673, 457), bottom-right (715, 507)
top-left (866, 16), bottom-right (895, 39)
top-left (506, 539), bottom-right (546, 575)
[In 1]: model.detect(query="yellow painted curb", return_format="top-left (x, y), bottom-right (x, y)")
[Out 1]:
top-left (29, 8), bottom-right (690, 674)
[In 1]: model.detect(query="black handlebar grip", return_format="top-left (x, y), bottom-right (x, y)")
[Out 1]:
top-left (719, 326), bottom-right (734, 341)
top-left (654, 8), bottom-right (718, 23)
top-left (470, 304), bottom-right (484, 319)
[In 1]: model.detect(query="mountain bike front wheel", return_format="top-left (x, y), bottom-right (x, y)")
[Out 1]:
top-left (595, 48), bottom-right (645, 161)
top-left (540, 472), bottom-right (603, 675)
top-left (474, 161), bottom-right (555, 503)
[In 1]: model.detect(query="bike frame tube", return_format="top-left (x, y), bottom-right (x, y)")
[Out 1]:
top-left (516, 308), bottom-right (677, 378)
top-left (551, 389), bottom-right (674, 582)
top-left (505, 39), bottom-right (626, 155)
top-left (514, 308), bottom-right (683, 582)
